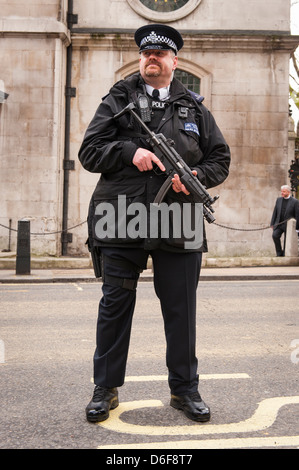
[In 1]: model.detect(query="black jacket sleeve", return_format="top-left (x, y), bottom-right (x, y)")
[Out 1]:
top-left (78, 95), bottom-right (138, 173)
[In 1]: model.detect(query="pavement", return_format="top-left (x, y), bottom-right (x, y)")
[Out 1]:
top-left (1, 252), bottom-right (299, 282)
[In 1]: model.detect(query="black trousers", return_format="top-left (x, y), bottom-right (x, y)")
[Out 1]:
top-left (93, 247), bottom-right (202, 395)
top-left (272, 226), bottom-right (286, 256)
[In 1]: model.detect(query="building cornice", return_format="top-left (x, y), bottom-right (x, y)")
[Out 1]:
top-left (0, 18), bottom-right (71, 46)
top-left (71, 29), bottom-right (299, 53)
top-left (1, 20), bottom-right (297, 53)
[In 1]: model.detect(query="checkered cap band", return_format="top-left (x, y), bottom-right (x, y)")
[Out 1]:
top-left (140, 31), bottom-right (177, 52)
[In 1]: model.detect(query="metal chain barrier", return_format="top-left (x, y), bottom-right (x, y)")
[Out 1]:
top-left (213, 222), bottom-right (270, 231)
top-left (214, 219), bottom-right (290, 231)
top-left (0, 218), bottom-right (290, 236)
top-left (0, 221), bottom-right (86, 235)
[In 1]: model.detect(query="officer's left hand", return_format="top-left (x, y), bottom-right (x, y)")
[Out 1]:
top-left (171, 171), bottom-right (197, 195)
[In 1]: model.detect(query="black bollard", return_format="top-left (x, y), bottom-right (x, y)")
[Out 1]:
top-left (16, 220), bottom-right (31, 275)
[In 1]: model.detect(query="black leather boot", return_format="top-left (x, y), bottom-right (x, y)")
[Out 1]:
top-left (170, 391), bottom-right (210, 422)
top-left (86, 386), bottom-right (119, 423)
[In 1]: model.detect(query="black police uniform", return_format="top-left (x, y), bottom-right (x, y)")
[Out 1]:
top-left (78, 26), bottom-right (230, 398)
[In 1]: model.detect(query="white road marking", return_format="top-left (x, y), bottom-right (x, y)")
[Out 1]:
top-left (72, 283), bottom-right (83, 291)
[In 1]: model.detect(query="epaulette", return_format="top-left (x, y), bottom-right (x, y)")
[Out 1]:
top-left (188, 89), bottom-right (205, 104)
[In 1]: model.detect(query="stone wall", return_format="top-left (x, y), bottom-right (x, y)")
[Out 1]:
top-left (0, 0), bottom-right (298, 257)
top-left (0, 3), bottom-right (69, 254)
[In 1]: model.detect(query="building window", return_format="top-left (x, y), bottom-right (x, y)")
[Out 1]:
top-left (175, 69), bottom-right (200, 94)
top-left (139, 0), bottom-right (190, 12)
top-left (127, 0), bottom-right (201, 21)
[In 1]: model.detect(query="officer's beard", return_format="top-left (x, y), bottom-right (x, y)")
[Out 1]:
top-left (144, 62), bottom-right (161, 77)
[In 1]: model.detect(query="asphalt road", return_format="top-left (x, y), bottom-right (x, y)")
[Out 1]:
top-left (0, 279), bottom-right (298, 452)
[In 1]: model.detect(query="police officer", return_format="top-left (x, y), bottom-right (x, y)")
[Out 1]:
top-left (79, 24), bottom-right (230, 423)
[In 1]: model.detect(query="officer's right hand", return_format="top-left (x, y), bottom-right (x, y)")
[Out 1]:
top-left (133, 148), bottom-right (165, 172)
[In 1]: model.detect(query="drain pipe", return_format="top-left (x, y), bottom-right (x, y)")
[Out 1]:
top-left (61, 0), bottom-right (77, 255)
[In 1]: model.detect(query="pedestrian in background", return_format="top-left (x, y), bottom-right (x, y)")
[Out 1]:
top-left (270, 185), bottom-right (299, 256)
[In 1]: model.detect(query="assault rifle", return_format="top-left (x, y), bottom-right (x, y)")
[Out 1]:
top-left (114, 103), bottom-right (218, 223)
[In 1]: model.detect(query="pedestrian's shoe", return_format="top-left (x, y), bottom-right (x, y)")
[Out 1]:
top-left (170, 391), bottom-right (210, 422)
top-left (86, 386), bottom-right (119, 423)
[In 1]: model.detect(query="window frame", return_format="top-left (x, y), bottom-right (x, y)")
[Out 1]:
top-left (126, 0), bottom-right (202, 22)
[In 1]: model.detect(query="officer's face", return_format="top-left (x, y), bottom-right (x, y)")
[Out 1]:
top-left (139, 49), bottom-right (178, 85)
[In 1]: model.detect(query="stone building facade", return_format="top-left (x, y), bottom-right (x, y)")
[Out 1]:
top-left (0, 0), bottom-right (298, 257)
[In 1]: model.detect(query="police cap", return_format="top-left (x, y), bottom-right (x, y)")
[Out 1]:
top-left (135, 24), bottom-right (184, 54)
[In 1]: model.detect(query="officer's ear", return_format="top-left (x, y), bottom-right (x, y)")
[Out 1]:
top-left (172, 55), bottom-right (178, 71)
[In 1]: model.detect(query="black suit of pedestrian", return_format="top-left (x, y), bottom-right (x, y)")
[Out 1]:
top-left (270, 196), bottom-right (299, 256)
